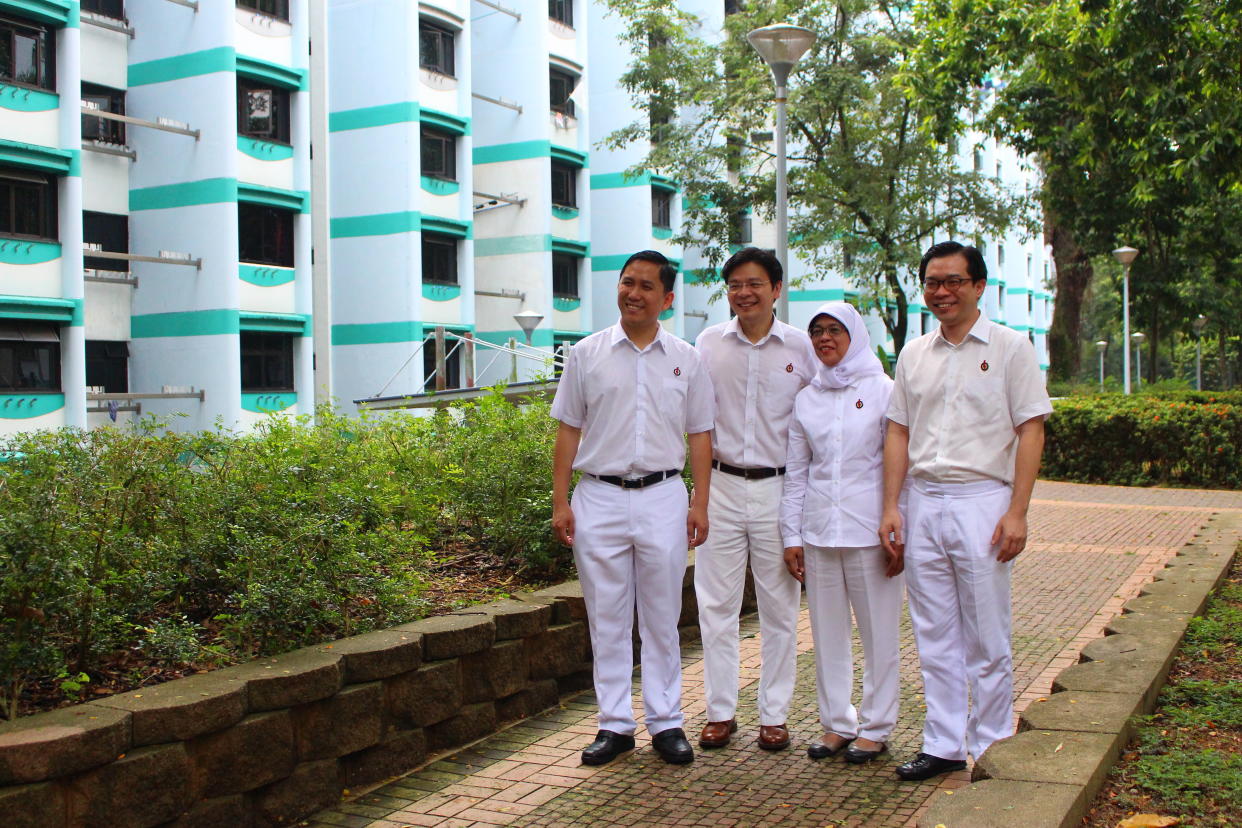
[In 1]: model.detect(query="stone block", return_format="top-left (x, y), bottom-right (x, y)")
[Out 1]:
top-left (189, 711), bottom-right (295, 797)
top-left (1052, 655), bottom-right (1169, 710)
top-left (252, 758), bottom-right (341, 826)
top-left (0, 705), bottom-right (130, 785)
top-left (529, 582), bottom-right (588, 623)
top-left (163, 794), bottom-right (250, 828)
top-left (90, 671), bottom-right (247, 746)
top-left (556, 668), bottom-right (595, 696)
top-left (973, 730), bottom-right (1120, 792)
top-left (395, 613), bottom-right (495, 660)
top-left (1080, 633), bottom-right (1178, 668)
top-left (464, 598), bottom-right (553, 640)
top-left (293, 681), bottom-right (384, 761)
top-left (495, 689), bottom-right (534, 723)
top-left (920, 779), bottom-right (1086, 828)
top-left (65, 743), bottom-right (192, 828)
top-left (220, 649), bottom-right (343, 712)
top-left (342, 728), bottom-right (427, 789)
top-left (528, 678), bottom-right (561, 713)
top-left (0, 782), bottom-right (66, 828)
top-left (427, 702), bottom-right (497, 752)
top-left (1018, 690), bottom-right (1145, 736)
top-left (384, 659), bottom-right (461, 727)
top-left (527, 622), bottom-right (590, 680)
top-left (1103, 611), bottom-right (1188, 640)
top-left (1122, 589), bottom-right (1208, 617)
top-left (312, 629), bottom-right (423, 683)
top-left (461, 639), bottom-right (529, 703)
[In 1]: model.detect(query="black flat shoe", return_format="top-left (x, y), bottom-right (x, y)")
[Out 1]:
top-left (895, 752), bottom-right (967, 780)
top-left (581, 730), bottom-right (636, 766)
top-left (843, 742), bottom-right (888, 764)
top-left (807, 735), bottom-right (854, 760)
top-left (651, 727), bottom-right (694, 764)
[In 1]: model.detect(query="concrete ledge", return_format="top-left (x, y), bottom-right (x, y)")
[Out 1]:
top-left (922, 779), bottom-right (1087, 828)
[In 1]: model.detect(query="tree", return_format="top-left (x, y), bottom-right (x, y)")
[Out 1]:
top-left (601, 0), bottom-right (1028, 354)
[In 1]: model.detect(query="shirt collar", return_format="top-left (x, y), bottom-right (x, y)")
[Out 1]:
top-left (934, 311), bottom-right (991, 347)
top-left (610, 321), bottom-right (669, 352)
top-left (724, 315), bottom-right (786, 345)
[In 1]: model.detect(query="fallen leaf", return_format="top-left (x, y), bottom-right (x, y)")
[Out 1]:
top-left (1116, 815), bottom-right (1179, 828)
top-left (1054, 743), bottom-right (1064, 753)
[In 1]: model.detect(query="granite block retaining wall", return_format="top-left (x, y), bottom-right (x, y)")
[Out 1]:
top-left (0, 559), bottom-right (740, 827)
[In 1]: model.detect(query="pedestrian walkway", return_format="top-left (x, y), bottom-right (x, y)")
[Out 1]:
top-left (307, 481), bottom-right (1242, 828)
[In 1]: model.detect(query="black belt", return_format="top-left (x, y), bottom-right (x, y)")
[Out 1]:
top-left (592, 469), bottom-right (680, 489)
top-left (712, 460), bottom-right (786, 480)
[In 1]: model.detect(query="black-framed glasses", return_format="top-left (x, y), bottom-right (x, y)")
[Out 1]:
top-left (725, 279), bottom-right (769, 293)
top-left (922, 276), bottom-right (976, 292)
top-left (809, 324), bottom-right (848, 338)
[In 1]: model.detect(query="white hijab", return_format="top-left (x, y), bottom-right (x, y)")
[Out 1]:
top-left (808, 301), bottom-right (886, 390)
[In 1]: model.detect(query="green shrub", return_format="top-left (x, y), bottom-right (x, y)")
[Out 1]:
top-left (1044, 395), bottom-right (1242, 488)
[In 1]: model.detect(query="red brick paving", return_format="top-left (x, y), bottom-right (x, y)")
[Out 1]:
top-left (308, 481), bottom-right (1242, 828)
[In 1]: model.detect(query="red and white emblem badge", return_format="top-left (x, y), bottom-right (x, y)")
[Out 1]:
top-left (785, 363), bottom-right (794, 373)
top-left (981, 360), bottom-right (990, 372)
top-left (673, 366), bottom-right (681, 376)
top-left (855, 399), bottom-right (864, 409)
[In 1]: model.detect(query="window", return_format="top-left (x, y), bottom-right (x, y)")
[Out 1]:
top-left (423, 333), bottom-right (461, 392)
top-left (972, 148), bottom-right (983, 172)
top-left (552, 253), bottom-right (579, 299)
top-left (548, 0), bottom-right (573, 26)
top-left (82, 0), bottom-right (124, 19)
top-left (86, 340), bottom-right (128, 393)
top-left (0, 168), bottom-right (57, 241)
top-left (422, 233), bottom-right (457, 285)
top-left (237, 0), bottom-right (289, 21)
top-left (921, 310), bottom-right (932, 334)
top-left (0, 321), bottom-right (59, 392)
top-left (652, 189), bottom-right (672, 229)
top-left (549, 68), bottom-right (576, 117)
top-left (237, 78), bottom-right (290, 144)
top-left (1, 16), bottom-right (54, 90)
top-left (238, 203), bottom-right (294, 267)
top-left (420, 127), bottom-right (456, 181)
top-left (419, 20), bottom-right (455, 76)
top-left (240, 332), bottom-right (294, 392)
top-left (82, 83), bottom-right (126, 144)
top-left (83, 211), bottom-right (128, 272)
top-left (551, 161), bottom-right (576, 208)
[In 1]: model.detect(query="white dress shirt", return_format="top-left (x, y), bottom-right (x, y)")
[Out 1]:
top-left (695, 317), bottom-right (818, 469)
top-left (887, 314), bottom-right (1053, 484)
top-left (781, 373), bottom-right (894, 549)
top-left (551, 322), bottom-right (716, 477)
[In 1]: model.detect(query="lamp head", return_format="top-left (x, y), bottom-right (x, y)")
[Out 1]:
top-left (746, 24), bottom-right (817, 87)
top-left (513, 308), bottom-right (544, 340)
top-left (1131, 331), bottom-right (1146, 344)
top-left (1112, 246), bottom-right (1139, 266)
top-left (1194, 314), bottom-right (1208, 334)
top-left (1095, 340), bottom-right (1108, 354)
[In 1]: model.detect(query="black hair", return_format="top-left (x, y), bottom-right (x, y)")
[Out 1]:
top-left (721, 246), bottom-right (783, 287)
top-left (918, 241), bottom-right (987, 284)
top-left (620, 249), bottom-right (677, 293)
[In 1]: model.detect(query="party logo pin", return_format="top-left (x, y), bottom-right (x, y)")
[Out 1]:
top-left (673, 366), bottom-right (681, 376)
top-left (785, 362), bottom-right (794, 373)
top-left (855, 399), bottom-right (864, 409)
top-left (981, 360), bottom-right (990, 372)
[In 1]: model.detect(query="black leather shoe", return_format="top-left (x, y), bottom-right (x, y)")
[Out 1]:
top-left (807, 735), bottom-right (854, 760)
top-left (581, 730), bottom-right (636, 766)
top-left (843, 742), bottom-right (888, 764)
top-left (895, 752), bottom-right (967, 780)
top-left (651, 727), bottom-right (694, 764)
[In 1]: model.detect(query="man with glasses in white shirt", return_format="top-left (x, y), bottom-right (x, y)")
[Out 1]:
top-left (880, 241), bottom-right (1052, 781)
top-left (693, 247), bottom-right (818, 751)
top-left (552, 250), bottom-right (716, 767)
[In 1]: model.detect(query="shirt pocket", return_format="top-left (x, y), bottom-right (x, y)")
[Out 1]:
top-left (960, 370), bottom-right (1006, 426)
top-left (762, 362), bottom-right (806, 405)
top-left (662, 377), bottom-right (688, 408)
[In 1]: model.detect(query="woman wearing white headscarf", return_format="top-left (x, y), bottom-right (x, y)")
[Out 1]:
top-left (781, 301), bottom-right (904, 764)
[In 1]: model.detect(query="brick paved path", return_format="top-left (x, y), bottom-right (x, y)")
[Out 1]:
top-left (308, 481), bottom-right (1242, 828)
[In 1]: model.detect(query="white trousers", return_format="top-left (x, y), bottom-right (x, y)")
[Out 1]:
top-left (571, 475), bottom-right (688, 736)
top-left (804, 543), bottom-right (903, 742)
top-left (694, 473), bottom-right (800, 725)
top-left (904, 478), bottom-right (1014, 761)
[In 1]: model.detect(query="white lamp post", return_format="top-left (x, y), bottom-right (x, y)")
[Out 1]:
top-left (1112, 246), bottom-right (1139, 394)
top-left (747, 23), bottom-right (817, 323)
top-left (1193, 314), bottom-right (1207, 391)
top-left (1131, 331), bottom-right (1146, 388)
top-left (1095, 340), bottom-right (1108, 389)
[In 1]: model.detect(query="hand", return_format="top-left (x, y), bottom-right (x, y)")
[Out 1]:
top-left (687, 503), bottom-right (709, 548)
top-left (783, 546), bottom-right (805, 583)
top-left (991, 510), bottom-right (1027, 562)
top-left (879, 507), bottom-right (904, 568)
top-left (552, 501), bottom-right (575, 547)
top-left (883, 542), bottom-right (904, 578)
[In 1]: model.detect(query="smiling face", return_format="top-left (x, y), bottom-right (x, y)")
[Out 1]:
top-left (617, 259), bottom-right (674, 328)
top-left (923, 252), bottom-right (986, 332)
top-left (725, 261), bottom-right (781, 331)
top-left (809, 314), bottom-right (851, 367)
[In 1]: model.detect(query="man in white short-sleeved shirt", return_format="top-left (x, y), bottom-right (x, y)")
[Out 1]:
top-left (693, 247), bottom-right (817, 752)
top-left (551, 250), bottom-right (716, 767)
top-left (879, 241), bottom-right (1052, 781)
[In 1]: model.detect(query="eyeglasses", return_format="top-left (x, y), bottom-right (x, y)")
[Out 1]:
top-left (725, 280), bottom-right (770, 293)
top-left (809, 324), bottom-right (848, 338)
top-left (922, 276), bottom-right (976, 292)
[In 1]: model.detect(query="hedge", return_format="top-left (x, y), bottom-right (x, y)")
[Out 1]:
top-left (1044, 394), bottom-right (1242, 488)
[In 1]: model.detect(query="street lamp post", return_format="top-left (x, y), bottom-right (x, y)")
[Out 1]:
top-left (1112, 246), bottom-right (1140, 394)
top-left (1132, 331), bottom-right (1146, 388)
top-left (747, 23), bottom-right (817, 323)
top-left (1193, 314), bottom-right (1208, 391)
top-left (1095, 340), bottom-right (1108, 389)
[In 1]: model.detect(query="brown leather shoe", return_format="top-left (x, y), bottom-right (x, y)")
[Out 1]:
top-left (698, 719), bottom-right (738, 748)
top-left (757, 724), bottom-right (790, 751)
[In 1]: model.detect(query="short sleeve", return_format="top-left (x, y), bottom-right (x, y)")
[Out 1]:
top-left (549, 344), bottom-right (586, 428)
top-left (685, 356), bottom-right (717, 435)
top-left (1005, 338), bottom-right (1053, 427)
top-left (886, 352), bottom-right (910, 426)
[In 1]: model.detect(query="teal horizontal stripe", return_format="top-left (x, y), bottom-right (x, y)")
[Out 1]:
top-left (0, 82), bottom-right (58, 111)
top-left (591, 253), bottom-right (630, 272)
top-left (237, 135), bottom-right (295, 161)
top-left (330, 211), bottom-right (420, 238)
top-left (553, 296), bottom-right (581, 312)
top-left (331, 320), bottom-right (423, 346)
top-left (549, 144), bottom-right (587, 168)
top-left (239, 264), bottom-right (296, 286)
top-left (241, 392), bottom-right (297, 413)
top-left (0, 0), bottom-right (71, 26)
top-left (0, 239), bottom-right (61, 265)
top-left (130, 178), bottom-right (236, 211)
top-left (0, 139), bottom-right (75, 175)
top-left (131, 309), bottom-right (239, 338)
top-left (236, 54), bottom-right (307, 91)
top-left (652, 227), bottom-right (673, 240)
top-left (474, 328), bottom-right (555, 348)
top-left (788, 289), bottom-right (847, 302)
top-left (552, 206), bottom-right (579, 220)
top-left (330, 101), bottom-right (418, 132)
top-left (551, 237), bottom-right (589, 257)
top-left (237, 182), bottom-right (308, 212)
top-left (0, 293), bottom-right (75, 322)
top-left (420, 106), bottom-right (470, 136)
top-left (473, 140), bottom-right (550, 165)
top-left (474, 234), bottom-right (548, 257)
top-left (421, 176), bottom-right (459, 196)
top-left (422, 282), bottom-right (462, 302)
top-left (421, 216), bottom-right (471, 239)
top-left (239, 311), bottom-right (309, 334)
top-left (0, 393), bottom-right (65, 419)
top-left (1006, 287), bottom-right (1033, 295)
top-left (591, 171), bottom-right (651, 190)
top-left (650, 174), bottom-right (678, 192)
top-left (129, 46), bottom-right (235, 87)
